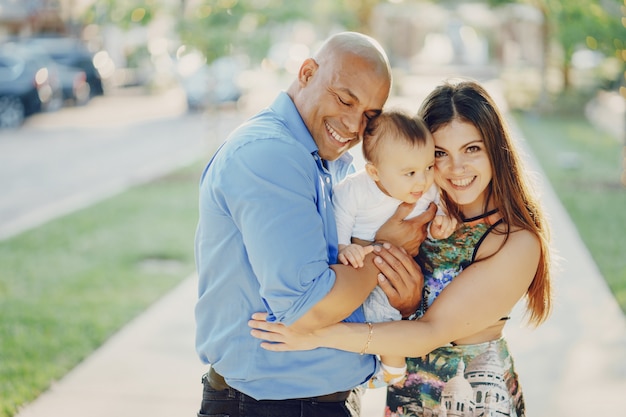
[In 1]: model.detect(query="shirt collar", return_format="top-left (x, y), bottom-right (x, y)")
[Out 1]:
top-left (269, 92), bottom-right (317, 155)
top-left (269, 91), bottom-right (354, 168)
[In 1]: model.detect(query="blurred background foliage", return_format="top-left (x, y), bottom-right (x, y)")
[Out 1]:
top-left (69, 0), bottom-right (624, 113)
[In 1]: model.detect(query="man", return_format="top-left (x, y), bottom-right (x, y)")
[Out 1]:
top-left (194, 31), bottom-right (436, 417)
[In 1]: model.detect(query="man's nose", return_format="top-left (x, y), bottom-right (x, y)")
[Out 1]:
top-left (342, 110), bottom-right (363, 137)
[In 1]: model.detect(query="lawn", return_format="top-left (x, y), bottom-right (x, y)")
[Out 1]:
top-left (0, 162), bottom-right (205, 417)
top-left (512, 111), bottom-right (626, 313)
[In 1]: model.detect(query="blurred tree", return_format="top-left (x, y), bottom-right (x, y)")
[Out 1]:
top-left (488, 0), bottom-right (624, 92)
top-left (175, 0), bottom-right (379, 65)
top-left (81, 0), bottom-right (161, 30)
top-left (489, 0), bottom-right (625, 182)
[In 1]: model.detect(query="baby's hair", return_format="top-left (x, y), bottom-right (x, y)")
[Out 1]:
top-left (362, 109), bottom-right (432, 165)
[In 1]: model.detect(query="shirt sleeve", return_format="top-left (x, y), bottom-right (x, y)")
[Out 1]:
top-left (214, 137), bottom-right (335, 325)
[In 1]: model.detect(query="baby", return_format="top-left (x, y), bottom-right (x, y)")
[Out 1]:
top-left (333, 109), bottom-right (456, 387)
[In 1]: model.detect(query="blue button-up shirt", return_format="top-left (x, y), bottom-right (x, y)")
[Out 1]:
top-left (194, 92), bottom-right (375, 400)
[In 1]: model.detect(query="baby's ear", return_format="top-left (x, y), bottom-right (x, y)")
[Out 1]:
top-left (365, 163), bottom-right (379, 181)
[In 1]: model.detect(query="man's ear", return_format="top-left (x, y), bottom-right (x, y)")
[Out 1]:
top-left (298, 58), bottom-right (318, 86)
top-left (365, 163), bottom-right (380, 181)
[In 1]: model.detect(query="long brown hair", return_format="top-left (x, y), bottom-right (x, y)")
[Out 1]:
top-left (418, 79), bottom-right (552, 326)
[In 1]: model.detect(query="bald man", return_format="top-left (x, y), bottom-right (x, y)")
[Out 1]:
top-left (194, 32), bottom-right (434, 417)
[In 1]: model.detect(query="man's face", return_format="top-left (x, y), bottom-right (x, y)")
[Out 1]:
top-left (295, 54), bottom-right (390, 161)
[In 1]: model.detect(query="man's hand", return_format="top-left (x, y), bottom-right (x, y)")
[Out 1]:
top-left (373, 243), bottom-right (424, 319)
top-left (375, 202), bottom-right (437, 256)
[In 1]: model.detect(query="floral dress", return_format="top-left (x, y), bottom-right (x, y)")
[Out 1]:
top-left (385, 210), bottom-right (526, 417)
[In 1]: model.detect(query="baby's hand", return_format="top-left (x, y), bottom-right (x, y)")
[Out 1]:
top-left (338, 244), bottom-right (374, 268)
top-left (429, 214), bottom-right (457, 240)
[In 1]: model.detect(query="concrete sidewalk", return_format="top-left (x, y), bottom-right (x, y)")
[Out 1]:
top-left (14, 85), bottom-right (626, 417)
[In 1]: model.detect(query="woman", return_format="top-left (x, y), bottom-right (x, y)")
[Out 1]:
top-left (249, 80), bottom-right (553, 417)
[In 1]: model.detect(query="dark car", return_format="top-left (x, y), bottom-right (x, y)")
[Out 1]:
top-left (24, 36), bottom-right (105, 97)
top-left (55, 64), bottom-right (90, 105)
top-left (15, 42), bottom-right (90, 105)
top-left (0, 46), bottom-right (61, 128)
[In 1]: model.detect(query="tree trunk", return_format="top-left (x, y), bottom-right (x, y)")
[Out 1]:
top-left (537, 4), bottom-right (551, 112)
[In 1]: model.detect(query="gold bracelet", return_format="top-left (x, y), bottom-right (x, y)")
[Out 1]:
top-left (359, 322), bottom-right (374, 355)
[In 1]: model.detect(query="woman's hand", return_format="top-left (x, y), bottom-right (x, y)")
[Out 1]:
top-left (374, 243), bottom-right (424, 318)
top-left (248, 312), bottom-right (321, 352)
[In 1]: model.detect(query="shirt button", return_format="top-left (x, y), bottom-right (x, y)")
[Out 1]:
top-left (325, 177), bottom-right (330, 184)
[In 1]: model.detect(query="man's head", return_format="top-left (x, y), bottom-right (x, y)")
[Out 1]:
top-left (287, 32), bottom-right (392, 161)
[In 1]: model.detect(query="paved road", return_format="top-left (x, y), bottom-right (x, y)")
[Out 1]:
top-left (0, 87), bottom-right (242, 240)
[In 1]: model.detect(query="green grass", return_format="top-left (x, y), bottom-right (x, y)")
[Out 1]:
top-left (512, 111), bottom-right (626, 313)
top-left (0, 162), bottom-right (205, 417)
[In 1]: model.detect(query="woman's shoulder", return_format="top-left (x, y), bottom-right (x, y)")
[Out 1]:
top-left (478, 224), bottom-right (540, 262)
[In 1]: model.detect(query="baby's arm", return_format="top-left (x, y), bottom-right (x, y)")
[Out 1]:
top-left (428, 212), bottom-right (457, 240)
top-left (338, 243), bottom-right (374, 268)
top-left (427, 192), bottom-right (457, 240)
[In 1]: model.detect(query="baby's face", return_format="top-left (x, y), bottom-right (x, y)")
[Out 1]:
top-left (368, 135), bottom-right (436, 204)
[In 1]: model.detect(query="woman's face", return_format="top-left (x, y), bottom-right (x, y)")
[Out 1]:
top-left (432, 119), bottom-right (493, 218)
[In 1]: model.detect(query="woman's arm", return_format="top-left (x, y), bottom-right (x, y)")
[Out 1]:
top-left (250, 229), bottom-right (540, 357)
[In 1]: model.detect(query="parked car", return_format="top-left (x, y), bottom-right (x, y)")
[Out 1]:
top-left (23, 36), bottom-right (107, 97)
top-left (15, 42), bottom-right (90, 106)
top-left (0, 45), bottom-right (61, 128)
top-left (56, 64), bottom-right (90, 105)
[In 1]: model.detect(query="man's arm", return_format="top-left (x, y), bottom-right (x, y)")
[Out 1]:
top-left (289, 249), bottom-right (380, 332)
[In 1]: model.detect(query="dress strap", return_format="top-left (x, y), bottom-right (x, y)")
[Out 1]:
top-left (470, 218), bottom-right (504, 263)
top-left (463, 208), bottom-right (498, 223)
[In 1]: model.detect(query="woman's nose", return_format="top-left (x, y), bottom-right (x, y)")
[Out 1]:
top-left (450, 156), bottom-right (466, 174)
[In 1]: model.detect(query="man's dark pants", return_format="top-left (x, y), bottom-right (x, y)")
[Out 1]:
top-left (198, 367), bottom-right (363, 417)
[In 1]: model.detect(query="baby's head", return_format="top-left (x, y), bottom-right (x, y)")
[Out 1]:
top-left (363, 109), bottom-right (435, 204)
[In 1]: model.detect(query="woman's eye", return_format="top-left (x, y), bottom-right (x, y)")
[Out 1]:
top-left (434, 150), bottom-right (446, 158)
top-left (467, 145), bottom-right (480, 153)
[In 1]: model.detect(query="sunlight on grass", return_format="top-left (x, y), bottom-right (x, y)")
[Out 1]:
top-left (0, 163), bottom-right (204, 417)
top-left (513, 112), bottom-right (626, 312)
